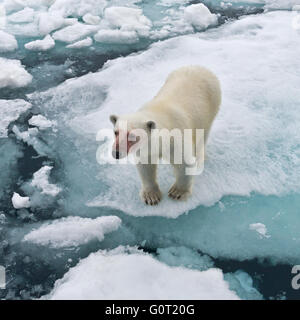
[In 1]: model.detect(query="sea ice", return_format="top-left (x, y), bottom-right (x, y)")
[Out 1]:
top-left (12, 192), bottom-right (30, 209)
top-left (0, 99), bottom-right (31, 138)
top-left (31, 166), bottom-right (61, 197)
top-left (184, 3), bottom-right (218, 31)
top-left (45, 246), bottom-right (239, 299)
top-left (52, 23), bottom-right (98, 43)
top-left (0, 30), bottom-right (18, 52)
top-left (66, 37), bottom-right (93, 49)
top-left (94, 29), bottom-right (138, 44)
top-left (24, 35), bottom-right (55, 51)
top-left (23, 216), bottom-right (122, 248)
top-left (249, 223), bottom-right (270, 238)
top-left (103, 6), bottom-right (152, 37)
top-left (0, 58), bottom-right (32, 88)
top-left (28, 115), bottom-right (56, 130)
top-left (7, 7), bottom-right (35, 23)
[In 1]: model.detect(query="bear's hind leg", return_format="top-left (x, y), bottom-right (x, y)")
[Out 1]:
top-left (136, 163), bottom-right (162, 205)
top-left (168, 163), bottom-right (194, 200)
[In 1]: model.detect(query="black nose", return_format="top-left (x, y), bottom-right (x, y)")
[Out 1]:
top-left (113, 151), bottom-right (120, 159)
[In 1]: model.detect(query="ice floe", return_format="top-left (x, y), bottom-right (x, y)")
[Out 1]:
top-left (0, 99), bottom-right (31, 138)
top-left (46, 246), bottom-right (239, 299)
top-left (0, 58), bottom-right (32, 88)
top-left (25, 35), bottom-right (55, 51)
top-left (0, 30), bottom-right (18, 52)
top-left (23, 216), bottom-right (121, 248)
top-left (12, 192), bottom-right (30, 209)
top-left (31, 166), bottom-right (61, 197)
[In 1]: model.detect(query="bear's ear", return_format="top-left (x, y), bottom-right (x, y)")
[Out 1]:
top-left (110, 114), bottom-right (118, 125)
top-left (146, 120), bottom-right (156, 131)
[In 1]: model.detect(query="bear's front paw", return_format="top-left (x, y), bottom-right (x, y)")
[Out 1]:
top-left (141, 189), bottom-right (162, 206)
top-left (168, 184), bottom-right (191, 201)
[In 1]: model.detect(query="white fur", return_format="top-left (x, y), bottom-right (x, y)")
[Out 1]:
top-left (111, 65), bottom-right (221, 205)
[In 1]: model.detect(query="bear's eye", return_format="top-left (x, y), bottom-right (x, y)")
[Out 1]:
top-left (114, 130), bottom-right (119, 136)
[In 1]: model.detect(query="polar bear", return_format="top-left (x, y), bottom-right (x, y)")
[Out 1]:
top-left (110, 66), bottom-right (221, 205)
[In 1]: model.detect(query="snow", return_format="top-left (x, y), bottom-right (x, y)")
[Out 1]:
top-left (23, 216), bottom-right (121, 248)
top-left (38, 11), bottom-right (65, 36)
top-left (28, 115), bottom-right (55, 130)
top-left (103, 6), bottom-right (152, 37)
top-left (12, 192), bottom-right (30, 209)
top-left (52, 23), bottom-right (98, 43)
top-left (66, 37), bottom-right (93, 49)
top-left (46, 247), bottom-right (239, 299)
top-left (7, 7), bottom-right (35, 23)
top-left (249, 223), bottom-right (270, 238)
top-left (0, 30), bottom-right (18, 52)
top-left (31, 166), bottom-right (61, 197)
top-left (0, 58), bottom-right (32, 88)
top-left (24, 35), bottom-right (55, 51)
top-left (184, 4), bottom-right (218, 31)
top-left (82, 13), bottom-right (101, 25)
top-left (94, 29), bottom-right (138, 44)
top-left (0, 99), bottom-right (31, 138)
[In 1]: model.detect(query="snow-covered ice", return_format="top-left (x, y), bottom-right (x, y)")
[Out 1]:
top-left (11, 192), bottom-right (30, 209)
top-left (249, 223), bottom-right (270, 238)
top-left (46, 247), bottom-right (239, 299)
top-left (25, 35), bottom-right (55, 51)
top-left (0, 30), bottom-right (18, 52)
top-left (28, 115), bottom-right (56, 130)
top-left (94, 29), bottom-right (138, 44)
top-left (66, 37), bottom-right (93, 49)
top-left (31, 166), bottom-right (61, 197)
top-left (23, 216), bottom-right (121, 248)
top-left (52, 23), bottom-right (98, 43)
top-left (0, 99), bottom-right (31, 138)
top-left (184, 4), bottom-right (218, 31)
top-left (0, 58), bottom-right (32, 88)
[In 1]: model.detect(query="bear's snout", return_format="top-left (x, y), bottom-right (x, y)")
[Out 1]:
top-left (112, 150), bottom-right (120, 159)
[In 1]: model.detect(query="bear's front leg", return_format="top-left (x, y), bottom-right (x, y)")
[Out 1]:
top-left (168, 163), bottom-right (194, 200)
top-left (136, 163), bottom-right (162, 205)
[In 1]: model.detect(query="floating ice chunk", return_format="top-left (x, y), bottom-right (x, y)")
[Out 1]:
top-left (46, 247), bottom-right (239, 299)
top-left (83, 13), bottom-right (101, 25)
top-left (159, 0), bottom-right (189, 6)
top-left (12, 192), bottom-right (30, 209)
top-left (28, 115), bottom-right (56, 130)
top-left (66, 37), bottom-right (93, 49)
top-left (0, 99), bottom-right (31, 138)
top-left (184, 3), bottom-right (218, 31)
top-left (52, 23), bottom-right (98, 43)
top-left (7, 7), bottom-right (35, 23)
top-left (104, 6), bottom-right (152, 37)
top-left (94, 29), bottom-right (138, 44)
top-left (249, 223), bottom-right (270, 238)
top-left (0, 30), bottom-right (18, 52)
top-left (31, 166), bottom-right (61, 197)
top-left (24, 35), bottom-right (55, 51)
top-left (49, 0), bottom-right (107, 18)
top-left (0, 58), bottom-right (32, 88)
top-left (23, 216), bottom-right (121, 248)
top-left (12, 125), bottom-right (51, 156)
top-left (38, 11), bottom-right (65, 35)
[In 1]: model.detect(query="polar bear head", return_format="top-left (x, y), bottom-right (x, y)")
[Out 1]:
top-left (110, 113), bottom-right (156, 159)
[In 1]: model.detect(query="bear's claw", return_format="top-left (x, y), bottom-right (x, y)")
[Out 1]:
top-left (168, 185), bottom-right (191, 201)
top-left (141, 189), bottom-right (162, 206)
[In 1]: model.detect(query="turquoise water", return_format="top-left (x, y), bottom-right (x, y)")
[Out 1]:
top-left (0, 0), bottom-right (300, 299)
